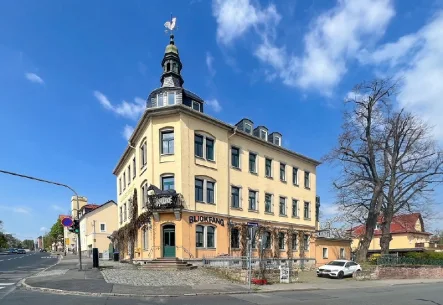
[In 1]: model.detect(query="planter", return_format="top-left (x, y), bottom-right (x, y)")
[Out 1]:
top-left (252, 278), bottom-right (268, 285)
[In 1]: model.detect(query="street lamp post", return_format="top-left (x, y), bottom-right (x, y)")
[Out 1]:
top-left (0, 169), bottom-right (83, 271)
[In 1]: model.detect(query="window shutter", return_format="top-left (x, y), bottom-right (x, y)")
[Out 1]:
top-left (309, 203), bottom-right (311, 219)
top-left (239, 187), bottom-right (243, 208)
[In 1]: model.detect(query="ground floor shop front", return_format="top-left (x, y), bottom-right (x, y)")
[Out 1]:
top-left (125, 210), bottom-right (317, 262)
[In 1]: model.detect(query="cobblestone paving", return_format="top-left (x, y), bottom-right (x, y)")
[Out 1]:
top-left (100, 260), bottom-right (136, 269)
top-left (101, 268), bottom-right (235, 286)
top-left (30, 269), bottom-right (69, 277)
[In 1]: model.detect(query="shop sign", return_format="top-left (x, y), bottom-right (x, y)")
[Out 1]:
top-left (189, 215), bottom-right (225, 226)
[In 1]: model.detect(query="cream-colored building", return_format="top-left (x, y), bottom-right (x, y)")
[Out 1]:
top-left (77, 200), bottom-right (117, 257)
top-left (113, 34), bottom-right (321, 262)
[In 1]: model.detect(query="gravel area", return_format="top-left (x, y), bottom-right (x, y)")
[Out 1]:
top-left (101, 268), bottom-right (234, 286)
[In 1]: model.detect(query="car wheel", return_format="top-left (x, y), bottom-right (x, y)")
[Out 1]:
top-left (317, 274), bottom-right (322, 277)
top-left (337, 271), bottom-right (344, 279)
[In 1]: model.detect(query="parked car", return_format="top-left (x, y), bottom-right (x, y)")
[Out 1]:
top-left (17, 249), bottom-right (26, 254)
top-left (316, 260), bottom-right (362, 279)
top-left (8, 248), bottom-right (18, 254)
top-left (39, 249), bottom-right (47, 252)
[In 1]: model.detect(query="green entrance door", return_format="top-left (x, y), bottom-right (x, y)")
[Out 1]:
top-left (162, 225), bottom-right (176, 258)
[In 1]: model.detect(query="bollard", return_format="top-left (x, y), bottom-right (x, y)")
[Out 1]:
top-left (93, 248), bottom-right (99, 268)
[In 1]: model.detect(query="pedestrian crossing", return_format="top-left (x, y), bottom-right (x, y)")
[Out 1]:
top-left (0, 282), bottom-right (15, 290)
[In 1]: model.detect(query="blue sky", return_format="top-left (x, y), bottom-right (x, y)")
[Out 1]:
top-left (1, 0), bottom-right (442, 240)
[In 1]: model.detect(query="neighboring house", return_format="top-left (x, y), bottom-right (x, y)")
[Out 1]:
top-left (350, 213), bottom-right (434, 255)
top-left (113, 33), bottom-right (321, 261)
top-left (36, 236), bottom-right (43, 249)
top-left (314, 229), bottom-right (352, 266)
top-left (59, 214), bottom-right (77, 253)
top-left (79, 200), bottom-right (117, 257)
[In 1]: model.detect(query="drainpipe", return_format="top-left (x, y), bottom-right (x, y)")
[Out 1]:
top-left (227, 126), bottom-right (237, 256)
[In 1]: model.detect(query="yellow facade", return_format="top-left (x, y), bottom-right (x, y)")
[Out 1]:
top-left (315, 238), bottom-right (351, 266)
top-left (114, 107), bottom-right (320, 260)
top-left (351, 233), bottom-right (432, 252)
top-left (79, 201), bottom-right (118, 256)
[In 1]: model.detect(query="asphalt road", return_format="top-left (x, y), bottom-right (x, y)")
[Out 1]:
top-left (2, 283), bottom-right (443, 305)
top-left (0, 252), bottom-right (58, 301)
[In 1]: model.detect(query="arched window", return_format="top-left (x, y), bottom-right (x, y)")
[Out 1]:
top-left (166, 62), bottom-right (171, 71)
top-left (207, 226), bottom-right (215, 248)
top-left (194, 176), bottom-right (216, 204)
top-left (196, 225), bottom-right (204, 248)
top-left (172, 63), bottom-right (177, 72)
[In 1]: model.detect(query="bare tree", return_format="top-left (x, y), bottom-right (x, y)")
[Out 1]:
top-left (380, 110), bottom-right (443, 254)
top-left (325, 79), bottom-right (397, 262)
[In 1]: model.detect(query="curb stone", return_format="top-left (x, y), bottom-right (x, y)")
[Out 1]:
top-left (17, 254), bottom-right (63, 288)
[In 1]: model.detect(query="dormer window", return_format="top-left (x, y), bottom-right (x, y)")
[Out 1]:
top-left (168, 92), bottom-right (175, 105)
top-left (274, 136), bottom-right (281, 146)
top-left (192, 100), bottom-right (201, 111)
top-left (157, 93), bottom-right (164, 107)
top-left (260, 129), bottom-right (268, 140)
top-left (244, 123), bottom-right (252, 134)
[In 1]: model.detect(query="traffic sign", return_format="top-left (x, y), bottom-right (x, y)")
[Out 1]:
top-left (247, 222), bottom-right (259, 227)
top-left (61, 217), bottom-right (73, 227)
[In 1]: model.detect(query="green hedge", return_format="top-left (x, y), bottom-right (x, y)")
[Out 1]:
top-left (404, 251), bottom-right (443, 260)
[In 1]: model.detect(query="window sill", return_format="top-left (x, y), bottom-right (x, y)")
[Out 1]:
top-left (160, 153), bottom-right (174, 156)
top-left (195, 155), bottom-right (205, 160)
top-left (279, 249), bottom-right (286, 251)
top-left (293, 184), bottom-right (299, 187)
top-left (231, 166), bottom-right (241, 171)
top-left (249, 171), bottom-right (258, 175)
top-left (231, 207), bottom-right (243, 211)
top-left (264, 211), bottom-right (274, 215)
top-left (280, 180), bottom-right (287, 184)
top-left (304, 218), bottom-right (312, 221)
top-left (305, 187), bottom-right (311, 190)
top-left (292, 216), bottom-right (300, 219)
top-left (207, 202), bottom-right (216, 205)
top-left (265, 176), bottom-right (273, 180)
top-left (196, 200), bottom-right (205, 204)
top-left (279, 214), bottom-right (288, 217)
top-left (248, 209), bottom-right (259, 213)
top-left (196, 247), bottom-right (216, 250)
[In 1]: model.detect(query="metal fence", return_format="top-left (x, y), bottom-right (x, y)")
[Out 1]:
top-left (196, 256), bottom-right (316, 270)
top-left (377, 255), bottom-right (443, 266)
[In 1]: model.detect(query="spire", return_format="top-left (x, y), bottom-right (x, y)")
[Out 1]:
top-left (161, 16), bottom-right (183, 87)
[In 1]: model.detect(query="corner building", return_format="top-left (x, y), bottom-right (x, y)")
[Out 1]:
top-left (113, 34), bottom-right (321, 262)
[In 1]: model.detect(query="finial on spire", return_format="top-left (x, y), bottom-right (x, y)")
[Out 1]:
top-left (164, 14), bottom-right (177, 36)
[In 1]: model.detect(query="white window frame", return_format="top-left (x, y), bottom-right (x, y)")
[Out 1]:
top-left (292, 233), bottom-right (298, 250)
top-left (160, 129), bottom-right (174, 155)
top-left (231, 185), bottom-right (242, 209)
top-left (340, 248), bottom-right (345, 259)
top-left (123, 172), bottom-right (126, 190)
top-left (249, 152), bottom-right (257, 174)
top-left (143, 227), bottom-right (149, 250)
top-left (195, 176), bottom-right (216, 204)
top-left (304, 234), bottom-right (310, 251)
top-left (304, 171), bottom-right (310, 189)
top-left (196, 225), bottom-right (216, 249)
top-left (304, 201), bottom-right (311, 219)
top-left (100, 223), bottom-right (106, 233)
top-left (127, 165), bottom-right (131, 184)
top-left (231, 146), bottom-right (241, 169)
top-left (260, 129), bottom-right (268, 140)
top-left (274, 135), bottom-right (281, 146)
top-left (264, 193), bottom-right (273, 213)
top-left (279, 196), bottom-right (287, 216)
top-left (132, 157), bottom-right (136, 178)
top-left (167, 91), bottom-right (176, 105)
top-left (140, 141), bottom-right (147, 169)
top-left (119, 178), bottom-right (122, 194)
top-left (280, 163), bottom-right (286, 182)
top-left (192, 100), bottom-right (201, 111)
top-left (157, 92), bottom-right (164, 107)
top-left (141, 182), bottom-right (148, 208)
top-left (161, 174), bottom-right (175, 191)
top-left (265, 158), bottom-right (273, 178)
top-left (292, 198), bottom-right (299, 217)
top-left (248, 189), bottom-right (258, 211)
top-left (194, 133), bottom-right (215, 161)
top-left (244, 122), bottom-right (252, 134)
top-left (322, 247), bottom-right (328, 259)
top-left (293, 167), bottom-right (299, 185)
top-left (119, 206), bottom-right (123, 224)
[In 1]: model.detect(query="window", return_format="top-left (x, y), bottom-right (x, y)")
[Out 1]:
top-left (278, 232), bottom-right (285, 250)
top-left (231, 228), bottom-right (240, 248)
top-left (260, 129), bottom-right (268, 140)
top-left (140, 142), bottom-right (147, 168)
top-left (124, 203), bottom-right (127, 221)
top-left (195, 178), bottom-right (204, 201)
top-left (265, 158), bottom-right (272, 177)
top-left (206, 181), bottom-right (215, 204)
top-left (265, 193), bottom-right (272, 213)
top-left (133, 157), bottom-right (136, 178)
top-left (231, 147), bottom-right (240, 168)
top-left (303, 235), bottom-right (310, 251)
top-left (263, 231), bottom-right (271, 249)
top-left (143, 227), bottom-right (149, 250)
top-left (280, 163), bottom-right (286, 181)
top-left (292, 199), bottom-right (299, 217)
top-left (244, 123), bottom-right (252, 134)
top-left (279, 197), bottom-right (286, 216)
top-left (206, 138), bottom-right (214, 161)
top-left (161, 175), bottom-right (174, 190)
top-left (231, 186), bottom-right (240, 208)
top-left (248, 190), bottom-right (257, 211)
top-left (157, 92), bottom-right (164, 107)
top-left (375, 223), bottom-right (381, 230)
top-left (119, 206), bottom-right (123, 224)
top-left (322, 247), bottom-right (328, 259)
top-left (100, 223), bottom-right (106, 232)
top-left (340, 248), bottom-right (345, 259)
top-left (274, 136), bottom-right (281, 146)
top-left (119, 178), bottom-right (122, 194)
top-left (123, 173), bottom-right (126, 190)
top-left (293, 168), bottom-right (298, 185)
top-left (304, 171), bottom-right (310, 188)
top-left (168, 92), bottom-right (175, 105)
top-left (192, 100), bottom-right (201, 111)
top-left (207, 226), bottom-right (215, 248)
top-left (195, 134), bottom-right (204, 158)
top-left (196, 225), bottom-right (204, 248)
top-left (161, 130), bottom-right (174, 155)
top-left (249, 153), bottom-right (257, 173)
top-left (128, 165), bottom-right (131, 184)
top-left (304, 201), bottom-right (311, 219)
top-left (141, 182), bottom-right (148, 208)
top-left (292, 234), bottom-right (298, 250)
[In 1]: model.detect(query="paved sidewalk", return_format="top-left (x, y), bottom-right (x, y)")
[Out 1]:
top-left (21, 255), bottom-right (443, 297)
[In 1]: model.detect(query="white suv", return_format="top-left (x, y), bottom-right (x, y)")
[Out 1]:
top-left (316, 260), bottom-right (361, 279)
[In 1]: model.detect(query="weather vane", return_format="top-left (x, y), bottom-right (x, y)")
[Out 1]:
top-left (164, 14), bottom-right (178, 35)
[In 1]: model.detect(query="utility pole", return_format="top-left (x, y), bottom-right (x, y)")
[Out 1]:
top-left (0, 169), bottom-right (83, 271)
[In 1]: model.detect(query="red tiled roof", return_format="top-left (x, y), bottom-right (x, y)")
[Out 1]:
top-left (83, 204), bottom-right (100, 210)
top-left (58, 214), bottom-right (71, 221)
top-left (350, 213), bottom-right (431, 237)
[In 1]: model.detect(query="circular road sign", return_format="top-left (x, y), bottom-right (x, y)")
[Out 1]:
top-left (61, 217), bottom-right (73, 227)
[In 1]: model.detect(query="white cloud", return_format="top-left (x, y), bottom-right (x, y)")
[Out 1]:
top-left (205, 99), bottom-right (222, 113)
top-left (214, 0), bottom-right (395, 94)
top-left (94, 91), bottom-right (145, 120)
top-left (206, 52), bottom-right (216, 76)
top-left (51, 204), bottom-right (65, 212)
top-left (0, 205), bottom-right (31, 215)
top-left (212, 0), bottom-right (280, 45)
top-left (40, 227), bottom-right (48, 232)
top-left (360, 12), bottom-right (443, 140)
top-left (122, 125), bottom-right (134, 141)
top-left (25, 72), bottom-right (44, 84)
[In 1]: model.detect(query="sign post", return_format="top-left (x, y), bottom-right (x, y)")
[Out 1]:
top-left (247, 222), bottom-right (259, 289)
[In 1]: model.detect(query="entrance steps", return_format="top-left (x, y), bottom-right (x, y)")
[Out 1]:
top-left (139, 258), bottom-right (197, 270)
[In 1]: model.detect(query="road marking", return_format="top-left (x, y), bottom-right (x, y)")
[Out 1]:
top-left (0, 287), bottom-right (4, 290)
top-left (0, 283), bottom-right (14, 286)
